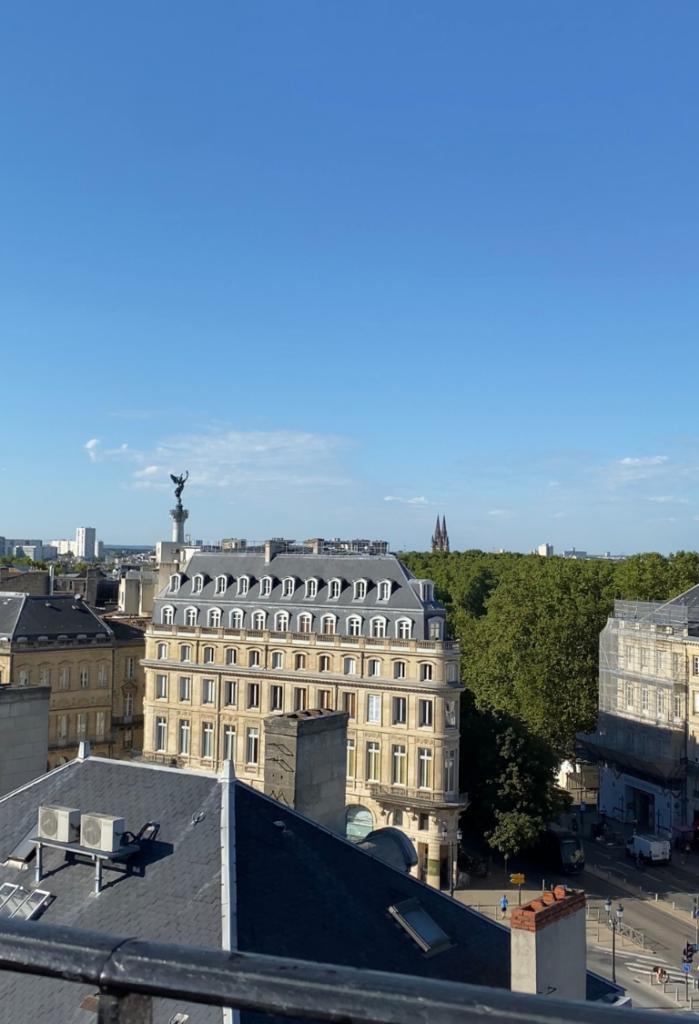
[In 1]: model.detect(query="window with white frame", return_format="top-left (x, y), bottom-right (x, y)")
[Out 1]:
top-left (192, 575), bottom-right (204, 594)
top-left (421, 582), bottom-right (434, 602)
top-left (445, 700), bottom-right (458, 728)
top-left (60, 667), bottom-right (70, 690)
top-left (418, 747), bottom-right (433, 789)
top-left (641, 685), bottom-right (649, 714)
top-left (420, 663), bottom-right (434, 682)
top-left (342, 692), bottom-right (356, 718)
top-left (270, 685), bottom-right (283, 711)
top-left (57, 715), bottom-right (68, 741)
top-left (251, 611), bottom-right (266, 630)
top-left (98, 666), bottom-right (108, 687)
top-left (40, 667), bottom-right (50, 686)
top-left (321, 615), bottom-right (336, 635)
top-left (444, 750), bottom-right (456, 794)
top-left (344, 657), bottom-right (356, 675)
top-left (693, 692), bottom-right (699, 716)
top-left (249, 649), bottom-right (260, 668)
top-left (185, 607), bottom-right (198, 627)
top-left (248, 683), bottom-right (260, 709)
top-left (238, 577), bottom-right (249, 596)
top-left (179, 676), bottom-right (191, 701)
top-left (371, 618), bottom-right (387, 638)
top-left (157, 643), bottom-right (168, 660)
top-left (180, 645), bottom-right (191, 662)
top-left (368, 659), bottom-right (380, 677)
top-left (626, 681), bottom-right (634, 709)
top-left (19, 669), bottom-right (29, 686)
top-left (347, 616), bottom-right (362, 636)
top-left (393, 661), bottom-right (406, 680)
top-left (392, 696), bottom-right (406, 725)
top-left (156, 674), bottom-right (168, 699)
top-left (224, 680), bottom-right (236, 706)
top-left (377, 581), bottom-right (391, 602)
top-left (656, 649), bottom-right (665, 674)
top-left (319, 655), bottom-right (330, 672)
top-left (124, 693), bottom-right (134, 718)
top-left (169, 575), bottom-right (181, 593)
top-left (445, 663), bottom-right (458, 683)
top-left (367, 694), bottom-right (381, 723)
top-left (201, 722), bottom-right (214, 759)
top-left (328, 579), bottom-right (341, 600)
top-left (346, 739), bottom-right (356, 778)
top-left (203, 646), bottom-right (215, 663)
top-left (215, 576), bottom-right (227, 595)
top-left (392, 744), bottom-right (407, 786)
top-left (162, 606), bottom-right (174, 625)
top-left (418, 699), bottom-right (433, 728)
top-left (294, 687), bottom-right (307, 711)
top-left (230, 610), bottom-right (244, 629)
top-left (272, 651), bottom-right (284, 669)
top-left (226, 648), bottom-right (237, 665)
top-left (675, 694), bottom-right (684, 719)
top-left (275, 611), bottom-right (289, 632)
top-left (124, 658), bottom-right (134, 679)
top-left (353, 580), bottom-right (367, 601)
top-left (396, 619), bottom-right (411, 640)
top-left (318, 689), bottom-right (331, 709)
top-left (295, 653), bottom-right (306, 670)
top-left (673, 653), bottom-right (681, 678)
top-left (694, 657), bottom-right (699, 677)
top-left (282, 578), bottom-right (295, 598)
top-left (366, 742), bottom-right (380, 782)
top-left (298, 614), bottom-right (312, 634)
top-left (223, 725), bottom-right (235, 760)
top-left (208, 608), bottom-right (222, 628)
top-left (640, 647), bottom-right (650, 671)
top-left (657, 688), bottom-right (664, 718)
top-left (155, 716), bottom-right (167, 752)
top-left (179, 719), bottom-right (190, 755)
top-left (246, 727), bottom-right (259, 765)
top-left (77, 713), bottom-right (87, 740)
top-left (202, 679), bottom-right (215, 704)
top-left (428, 619), bottom-right (442, 640)
top-left (260, 577), bottom-right (272, 597)
top-left (80, 668), bottom-right (89, 689)
top-left (305, 579), bottom-right (318, 599)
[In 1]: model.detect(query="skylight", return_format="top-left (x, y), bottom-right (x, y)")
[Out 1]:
top-left (388, 898), bottom-right (452, 956)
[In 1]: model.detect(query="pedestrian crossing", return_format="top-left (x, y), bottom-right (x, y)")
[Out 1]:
top-left (594, 947), bottom-right (698, 986)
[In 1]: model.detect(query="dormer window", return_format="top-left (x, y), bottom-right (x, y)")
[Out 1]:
top-left (161, 606), bottom-right (174, 625)
top-left (215, 575), bottom-right (227, 595)
top-left (305, 578), bottom-right (318, 599)
top-left (275, 611), bottom-right (289, 631)
top-left (282, 577), bottom-right (295, 598)
top-left (353, 580), bottom-right (367, 601)
top-left (377, 581), bottom-right (391, 602)
top-left (169, 575), bottom-right (181, 593)
top-left (420, 581), bottom-right (433, 602)
top-left (208, 608), bottom-right (222, 628)
top-left (328, 579), bottom-right (341, 600)
top-left (238, 576), bottom-right (249, 596)
top-left (260, 577), bottom-right (272, 598)
top-left (185, 607), bottom-right (198, 627)
top-left (396, 619), bottom-right (412, 640)
top-left (230, 609), bottom-right (244, 629)
top-left (370, 617), bottom-right (387, 638)
top-left (192, 575), bottom-right (204, 594)
top-left (251, 611), bottom-right (266, 630)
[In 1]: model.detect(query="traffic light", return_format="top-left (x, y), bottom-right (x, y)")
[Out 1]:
top-left (684, 943), bottom-right (696, 963)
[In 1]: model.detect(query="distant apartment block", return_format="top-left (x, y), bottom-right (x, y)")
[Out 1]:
top-left (75, 527), bottom-right (96, 561)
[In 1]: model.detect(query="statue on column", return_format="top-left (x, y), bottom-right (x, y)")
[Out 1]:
top-left (170, 471), bottom-right (189, 502)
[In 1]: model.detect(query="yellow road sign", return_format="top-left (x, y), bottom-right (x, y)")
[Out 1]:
top-left (510, 873), bottom-right (525, 885)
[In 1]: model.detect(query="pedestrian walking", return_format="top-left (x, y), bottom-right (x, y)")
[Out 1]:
top-left (500, 894), bottom-right (508, 919)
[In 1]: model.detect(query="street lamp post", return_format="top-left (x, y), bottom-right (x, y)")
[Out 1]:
top-left (439, 824), bottom-right (463, 897)
top-left (605, 898), bottom-right (624, 984)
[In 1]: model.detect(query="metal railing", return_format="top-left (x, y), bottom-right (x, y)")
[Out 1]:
top-left (368, 784), bottom-right (469, 808)
top-left (0, 918), bottom-right (654, 1024)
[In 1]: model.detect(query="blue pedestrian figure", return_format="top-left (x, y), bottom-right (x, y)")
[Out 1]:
top-left (500, 894), bottom-right (508, 919)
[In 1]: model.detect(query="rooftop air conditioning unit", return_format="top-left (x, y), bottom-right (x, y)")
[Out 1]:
top-left (80, 813), bottom-right (125, 854)
top-left (38, 806), bottom-right (80, 844)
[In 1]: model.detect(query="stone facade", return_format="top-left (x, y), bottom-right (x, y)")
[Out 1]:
top-left (0, 685), bottom-right (50, 795)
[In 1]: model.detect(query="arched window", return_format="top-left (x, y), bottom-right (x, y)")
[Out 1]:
top-left (305, 578), bottom-right (318, 599)
top-left (420, 581), bottom-right (433, 602)
top-left (321, 615), bottom-right (336, 635)
top-left (275, 611), bottom-right (289, 632)
top-left (157, 643), bottom-right (168, 659)
top-left (161, 606), bottom-right (174, 625)
top-left (169, 575), bottom-right (181, 594)
top-left (230, 609), bottom-right (244, 629)
top-left (249, 650), bottom-right (260, 668)
top-left (226, 648), bottom-right (237, 665)
top-left (328, 579), bottom-right (341, 600)
top-left (344, 657), bottom-right (356, 675)
top-left (353, 580), bottom-right (367, 601)
top-left (208, 608), bottom-right (222, 628)
top-left (298, 614), bottom-right (312, 634)
top-left (420, 663), bottom-right (434, 682)
top-left (377, 581), bottom-right (391, 602)
top-left (282, 577), bottom-right (295, 598)
top-left (185, 607), bottom-right (198, 627)
top-left (346, 805), bottom-right (374, 841)
top-left (295, 653), bottom-right (306, 670)
top-left (272, 651), bottom-right (284, 669)
top-left (396, 619), bottom-right (412, 640)
top-left (319, 655), bottom-right (330, 672)
top-left (370, 617), bottom-right (387, 638)
top-left (192, 575), bottom-right (204, 594)
top-left (180, 645), bottom-right (192, 663)
top-left (237, 576), bottom-right (249, 596)
top-left (393, 661), bottom-right (406, 680)
top-left (251, 611), bottom-right (266, 630)
top-left (347, 616), bottom-right (362, 637)
top-left (215, 575), bottom-right (227, 595)
top-left (203, 646), bottom-right (215, 664)
top-left (259, 577), bottom-right (272, 597)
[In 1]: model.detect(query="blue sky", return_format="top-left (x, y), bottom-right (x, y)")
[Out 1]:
top-left (1, 2), bottom-right (698, 553)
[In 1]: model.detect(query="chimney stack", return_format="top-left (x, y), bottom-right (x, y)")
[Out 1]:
top-left (263, 709), bottom-right (349, 834)
top-left (510, 886), bottom-right (587, 1001)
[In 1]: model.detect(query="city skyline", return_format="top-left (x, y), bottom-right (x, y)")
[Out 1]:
top-left (2, 3), bottom-right (698, 552)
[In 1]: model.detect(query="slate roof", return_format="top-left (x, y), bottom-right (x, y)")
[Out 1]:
top-left (153, 552), bottom-right (446, 639)
top-left (0, 594), bottom-right (113, 642)
top-left (0, 757), bottom-right (617, 1023)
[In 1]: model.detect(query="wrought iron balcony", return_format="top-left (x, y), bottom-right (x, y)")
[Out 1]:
top-left (368, 785), bottom-right (469, 809)
top-left (0, 918), bottom-right (643, 1024)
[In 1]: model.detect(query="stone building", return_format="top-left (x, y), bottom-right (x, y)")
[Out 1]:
top-left (0, 594), bottom-right (145, 768)
top-left (0, 566), bottom-right (50, 596)
top-left (142, 543), bottom-right (467, 888)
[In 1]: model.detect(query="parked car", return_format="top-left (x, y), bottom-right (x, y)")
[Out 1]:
top-left (626, 833), bottom-right (671, 865)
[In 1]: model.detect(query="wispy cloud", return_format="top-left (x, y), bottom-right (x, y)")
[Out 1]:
top-left (550, 512), bottom-right (565, 518)
top-left (384, 496), bottom-right (432, 506)
top-left (84, 439), bottom-right (101, 462)
top-left (645, 495), bottom-right (689, 504)
top-left (619, 456), bottom-right (668, 467)
top-left (488, 509), bottom-right (514, 518)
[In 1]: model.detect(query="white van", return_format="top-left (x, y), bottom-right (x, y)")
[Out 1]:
top-left (626, 833), bottom-right (671, 865)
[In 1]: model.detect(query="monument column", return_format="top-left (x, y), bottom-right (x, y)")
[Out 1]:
top-left (169, 471), bottom-right (189, 543)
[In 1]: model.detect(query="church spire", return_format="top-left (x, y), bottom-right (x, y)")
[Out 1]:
top-left (431, 515), bottom-right (449, 552)
top-left (442, 516), bottom-right (450, 553)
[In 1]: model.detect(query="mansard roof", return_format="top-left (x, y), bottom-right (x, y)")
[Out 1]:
top-left (0, 593), bottom-right (113, 642)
